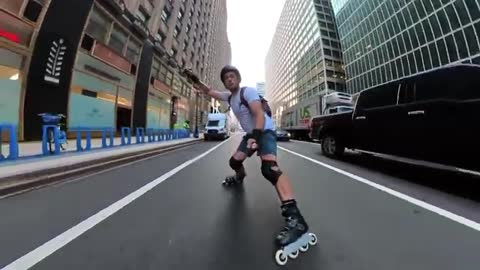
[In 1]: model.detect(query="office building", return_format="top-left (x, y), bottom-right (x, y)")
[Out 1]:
top-left (266, 0), bottom-right (346, 127)
top-left (1, 0), bottom-right (230, 140)
top-left (333, 0), bottom-right (480, 94)
top-left (1, 0), bottom-right (51, 140)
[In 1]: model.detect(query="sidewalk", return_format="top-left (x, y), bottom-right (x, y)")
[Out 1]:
top-left (0, 134), bottom-right (203, 179)
top-left (1, 137), bottom-right (139, 158)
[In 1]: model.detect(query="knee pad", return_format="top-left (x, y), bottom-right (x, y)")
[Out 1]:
top-left (261, 160), bottom-right (283, 186)
top-left (229, 157), bottom-right (244, 171)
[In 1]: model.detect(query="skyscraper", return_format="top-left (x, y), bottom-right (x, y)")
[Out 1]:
top-left (333, 0), bottom-right (480, 94)
top-left (266, 0), bottom-right (345, 131)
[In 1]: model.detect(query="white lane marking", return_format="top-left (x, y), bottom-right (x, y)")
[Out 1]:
top-left (278, 146), bottom-right (480, 232)
top-left (290, 140), bottom-right (480, 177)
top-left (1, 139), bottom-right (231, 270)
top-left (291, 139), bottom-right (319, 145)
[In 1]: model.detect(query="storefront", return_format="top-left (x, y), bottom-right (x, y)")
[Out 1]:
top-left (69, 3), bottom-right (142, 131)
top-left (0, 0), bottom-right (50, 140)
top-left (171, 73), bottom-right (191, 127)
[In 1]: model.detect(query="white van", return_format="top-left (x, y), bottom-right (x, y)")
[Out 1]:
top-left (204, 113), bottom-right (230, 141)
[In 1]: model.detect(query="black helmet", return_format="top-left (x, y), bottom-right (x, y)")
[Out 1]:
top-left (220, 65), bottom-right (241, 83)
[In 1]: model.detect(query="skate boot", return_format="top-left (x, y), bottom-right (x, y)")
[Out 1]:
top-left (274, 200), bottom-right (317, 266)
top-left (222, 174), bottom-right (245, 186)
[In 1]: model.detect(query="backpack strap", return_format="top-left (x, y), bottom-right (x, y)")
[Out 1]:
top-left (239, 87), bottom-right (251, 113)
top-left (228, 87), bottom-right (251, 113)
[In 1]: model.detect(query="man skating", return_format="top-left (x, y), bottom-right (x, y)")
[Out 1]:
top-left (186, 65), bottom-right (316, 264)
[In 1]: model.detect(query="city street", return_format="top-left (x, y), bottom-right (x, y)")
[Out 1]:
top-left (1, 134), bottom-right (479, 270)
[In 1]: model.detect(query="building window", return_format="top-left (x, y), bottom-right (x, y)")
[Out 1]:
top-left (135, 8), bottom-right (149, 23)
top-left (174, 25), bottom-right (181, 38)
top-left (126, 39), bottom-right (141, 63)
top-left (445, 4), bottom-right (461, 31)
top-left (108, 24), bottom-right (128, 56)
top-left (0, 9), bottom-right (35, 46)
top-left (178, 9), bottom-right (184, 20)
top-left (85, 6), bottom-right (112, 43)
top-left (85, 5), bottom-right (142, 65)
top-left (1, 0), bottom-right (24, 15)
top-left (161, 8), bottom-right (170, 23)
top-left (464, 26), bottom-right (480, 56)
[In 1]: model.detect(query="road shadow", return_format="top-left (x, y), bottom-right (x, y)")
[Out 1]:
top-left (322, 151), bottom-right (480, 202)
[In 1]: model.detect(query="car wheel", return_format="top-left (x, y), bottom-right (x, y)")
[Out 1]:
top-left (321, 135), bottom-right (345, 158)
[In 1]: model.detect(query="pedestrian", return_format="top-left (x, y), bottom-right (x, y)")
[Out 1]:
top-left (187, 65), bottom-right (315, 258)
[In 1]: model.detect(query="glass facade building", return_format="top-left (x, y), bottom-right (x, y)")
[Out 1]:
top-left (266, 0), bottom-right (346, 125)
top-left (333, 0), bottom-right (480, 94)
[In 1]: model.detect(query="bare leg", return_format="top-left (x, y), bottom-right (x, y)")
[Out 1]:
top-left (223, 151), bottom-right (247, 186)
top-left (260, 154), bottom-right (294, 202)
top-left (231, 151), bottom-right (247, 176)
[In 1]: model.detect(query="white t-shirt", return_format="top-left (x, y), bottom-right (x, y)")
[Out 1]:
top-left (218, 87), bottom-right (275, 133)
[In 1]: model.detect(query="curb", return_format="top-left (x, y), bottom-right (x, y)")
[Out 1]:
top-left (0, 139), bottom-right (201, 197)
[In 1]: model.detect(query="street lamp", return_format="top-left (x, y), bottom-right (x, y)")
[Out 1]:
top-left (194, 91), bottom-right (199, 138)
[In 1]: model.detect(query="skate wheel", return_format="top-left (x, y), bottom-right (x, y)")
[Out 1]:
top-left (275, 250), bottom-right (288, 266)
top-left (308, 233), bottom-right (318, 246)
top-left (299, 244), bottom-right (309, 252)
top-left (288, 250), bottom-right (299, 259)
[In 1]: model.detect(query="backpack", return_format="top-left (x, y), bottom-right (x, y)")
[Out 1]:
top-left (228, 87), bottom-right (272, 117)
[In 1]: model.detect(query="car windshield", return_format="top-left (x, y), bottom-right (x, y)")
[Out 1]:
top-left (339, 107), bottom-right (353, 112)
top-left (207, 120), bottom-right (219, 127)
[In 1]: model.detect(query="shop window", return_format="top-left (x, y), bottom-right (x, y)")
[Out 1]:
top-left (0, 48), bottom-right (24, 125)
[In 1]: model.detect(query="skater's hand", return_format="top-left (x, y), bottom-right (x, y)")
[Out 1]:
top-left (247, 138), bottom-right (258, 157)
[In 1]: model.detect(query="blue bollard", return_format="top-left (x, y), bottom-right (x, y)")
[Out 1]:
top-left (147, 128), bottom-right (155, 143)
top-left (102, 128), bottom-right (115, 148)
top-left (157, 129), bottom-right (163, 142)
top-left (121, 127), bottom-right (131, 145)
top-left (0, 124), bottom-right (19, 161)
top-left (74, 128), bottom-right (92, 152)
top-left (135, 127), bottom-right (145, 144)
top-left (42, 125), bottom-right (61, 155)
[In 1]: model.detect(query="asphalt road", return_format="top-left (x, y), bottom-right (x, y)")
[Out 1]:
top-left (1, 134), bottom-right (479, 270)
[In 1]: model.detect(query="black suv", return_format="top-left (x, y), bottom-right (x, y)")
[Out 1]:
top-left (310, 64), bottom-right (480, 171)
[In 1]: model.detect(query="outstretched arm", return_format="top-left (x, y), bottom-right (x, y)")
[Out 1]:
top-left (193, 81), bottom-right (229, 101)
top-left (183, 69), bottom-right (229, 101)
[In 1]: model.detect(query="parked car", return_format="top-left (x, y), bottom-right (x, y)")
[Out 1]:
top-left (310, 64), bottom-right (480, 171)
top-left (276, 129), bottom-right (291, 141)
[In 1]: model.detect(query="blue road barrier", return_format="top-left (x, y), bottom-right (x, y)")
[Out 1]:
top-left (101, 128), bottom-right (115, 148)
top-left (135, 127), bottom-right (145, 144)
top-left (42, 124), bottom-right (61, 155)
top-left (156, 129), bottom-right (164, 142)
top-left (121, 127), bottom-right (131, 146)
top-left (69, 127), bottom-right (92, 152)
top-left (0, 123), bottom-right (19, 161)
top-left (69, 127), bottom-right (115, 152)
top-left (147, 128), bottom-right (155, 143)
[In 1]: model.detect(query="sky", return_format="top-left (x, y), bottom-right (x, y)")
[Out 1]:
top-left (226, 0), bottom-right (286, 88)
